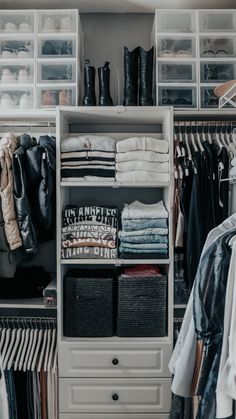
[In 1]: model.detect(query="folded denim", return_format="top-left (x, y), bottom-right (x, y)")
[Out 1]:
top-left (119, 246), bottom-right (168, 254)
top-left (119, 234), bottom-right (168, 244)
top-left (122, 218), bottom-right (168, 231)
top-left (62, 238), bottom-right (116, 249)
top-left (116, 171), bottom-right (169, 183)
top-left (61, 150), bottom-right (115, 161)
top-left (61, 135), bottom-right (116, 152)
top-left (119, 227), bottom-right (168, 237)
top-left (120, 252), bottom-right (168, 259)
top-left (116, 150), bottom-right (169, 163)
top-left (116, 160), bottom-right (169, 173)
top-left (122, 200), bottom-right (168, 220)
top-left (120, 242), bottom-right (168, 250)
top-left (62, 246), bottom-right (117, 259)
top-left (116, 137), bottom-right (169, 153)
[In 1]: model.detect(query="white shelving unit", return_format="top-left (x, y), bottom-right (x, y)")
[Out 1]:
top-left (153, 9), bottom-right (236, 110)
top-left (56, 105), bottom-right (174, 418)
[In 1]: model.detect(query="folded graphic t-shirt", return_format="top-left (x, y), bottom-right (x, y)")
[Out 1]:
top-left (62, 238), bottom-right (116, 249)
top-left (63, 206), bottom-right (117, 219)
top-left (62, 215), bottom-right (117, 228)
top-left (61, 135), bottom-right (116, 152)
top-left (116, 137), bottom-right (169, 154)
top-left (62, 246), bottom-right (117, 259)
top-left (62, 223), bottom-right (116, 235)
top-left (62, 230), bottom-right (116, 241)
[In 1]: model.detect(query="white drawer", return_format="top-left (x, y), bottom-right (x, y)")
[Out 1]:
top-left (58, 342), bottom-right (172, 378)
top-left (60, 414), bottom-right (169, 419)
top-left (59, 378), bottom-right (171, 413)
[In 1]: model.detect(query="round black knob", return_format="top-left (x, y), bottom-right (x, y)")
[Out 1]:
top-left (112, 358), bottom-right (119, 365)
top-left (112, 393), bottom-right (119, 401)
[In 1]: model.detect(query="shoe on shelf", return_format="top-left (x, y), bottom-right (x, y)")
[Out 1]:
top-left (214, 80), bottom-right (236, 97)
top-left (19, 93), bottom-right (32, 108)
top-left (41, 90), bottom-right (57, 106)
top-left (60, 17), bottom-right (71, 31)
top-left (1, 45), bottom-right (15, 57)
top-left (17, 45), bottom-right (30, 58)
top-left (59, 89), bottom-right (70, 105)
top-left (18, 69), bottom-right (30, 83)
top-left (18, 22), bottom-right (31, 32)
top-left (42, 41), bottom-right (57, 55)
top-left (4, 22), bottom-right (17, 32)
top-left (61, 40), bottom-right (72, 55)
top-left (1, 68), bottom-right (17, 83)
top-left (0, 93), bottom-right (18, 108)
top-left (42, 17), bottom-right (56, 32)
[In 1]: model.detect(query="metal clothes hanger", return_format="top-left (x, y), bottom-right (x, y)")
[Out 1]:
top-left (27, 319), bottom-right (39, 371)
top-left (196, 121), bottom-right (204, 153)
top-left (8, 318), bottom-right (22, 370)
top-left (18, 318), bottom-right (31, 371)
top-left (31, 318), bottom-right (44, 371)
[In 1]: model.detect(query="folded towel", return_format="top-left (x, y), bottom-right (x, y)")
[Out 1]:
top-left (116, 150), bottom-right (169, 163)
top-left (116, 171), bottom-right (169, 183)
top-left (122, 200), bottom-right (168, 220)
top-left (116, 161), bottom-right (169, 173)
top-left (116, 137), bottom-right (169, 153)
top-left (61, 135), bottom-right (116, 152)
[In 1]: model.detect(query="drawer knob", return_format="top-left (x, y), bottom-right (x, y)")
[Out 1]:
top-left (112, 393), bottom-right (119, 401)
top-left (112, 358), bottom-right (119, 365)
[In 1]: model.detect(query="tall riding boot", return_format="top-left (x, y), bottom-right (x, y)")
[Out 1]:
top-left (139, 47), bottom-right (154, 106)
top-left (123, 46), bottom-right (139, 106)
top-left (98, 61), bottom-right (113, 106)
top-left (82, 59), bottom-right (96, 106)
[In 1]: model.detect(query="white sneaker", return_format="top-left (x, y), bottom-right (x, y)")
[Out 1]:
top-left (4, 22), bottom-right (17, 32)
top-left (0, 93), bottom-right (18, 108)
top-left (1, 46), bottom-right (15, 57)
top-left (42, 17), bottom-right (56, 32)
top-left (19, 93), bottom-right (32, 108)
top-left (18, 69), bottom-right (30, 83)
top-left (1, 68), bottom-right (17, 83)
top-left (18, 22), bottom-right (31, 32)
top-left (17, 46), bottom-right (30, 58)
top-left (60, 17), bottom-right (71, 31)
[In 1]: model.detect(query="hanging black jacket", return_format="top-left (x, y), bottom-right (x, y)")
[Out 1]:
top-left (13, 134), bottom-right (38, 254)
top-left (26, 135), bottom-right (56, 242)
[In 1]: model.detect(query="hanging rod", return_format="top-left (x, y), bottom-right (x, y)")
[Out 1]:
top-left (174, 121), bottom-right (236, 126)
top-left (0, 316), bottom-right (57, 322)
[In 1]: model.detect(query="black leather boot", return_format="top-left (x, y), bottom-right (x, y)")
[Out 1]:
top-left (139, 47), bottom-right (154, 106)
top-left (98, 61), bottom-right (113, 106)
top-left (123, 46), bottom-right (139, 106)
top-left (82, 60), bottom-right (96, 106)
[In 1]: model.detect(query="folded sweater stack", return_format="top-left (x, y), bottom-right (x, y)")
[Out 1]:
top-left (61, 205), bottom-right (118, 259)
top-left (116, 136), bottom-right (169, 183)
top-left (119, 200), bottom-right (169, 259)
top-left (61, 135), bottom-right (116, 181)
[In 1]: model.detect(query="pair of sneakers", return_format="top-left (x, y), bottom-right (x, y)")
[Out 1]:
top-left (41, 89), bottom-right (71, 107)
top-left (1, 68), bottom-right (30, 83)
top-left (42, 40), bottom-right (72, 56)
top-left (0, 93), bottom-right (32, 108)
top-left (42, 16), bottom-right (71, 32)
top-left (3, 21), bottom-right (31, 32)
top-left (1, 45), bottom-right (31, 58)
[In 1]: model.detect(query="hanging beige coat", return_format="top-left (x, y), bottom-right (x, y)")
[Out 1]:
top-left (0, 133), bottom-right (22, 250)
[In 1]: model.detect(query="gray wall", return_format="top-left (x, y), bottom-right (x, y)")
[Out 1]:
top-left (80, 13), bottom-right (154, 104)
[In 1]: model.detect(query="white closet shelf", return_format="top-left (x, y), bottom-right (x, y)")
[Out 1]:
top-left (61, 259), bottom-right (170, 265)
top-left (200, 57), bottom-right (236, 62)
top-left (60, 181), bottom-right (170, 188)
top-left (0, 298), bottom-right (56, 309)
top-left (174, 304), bottom-right (187, 309)
top-left (37, 32), bottom-right (77, 38)
top-left (174, 109), bottom-right (236, 116)
top-left (157, 58), bottom-right (197, 62)
top-left (62, 335), bottom-right (171, 343)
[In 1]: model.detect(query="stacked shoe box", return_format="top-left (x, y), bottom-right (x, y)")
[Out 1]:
top-left (36, 10), bottom-right (81, 108)
top-left (0, 10), bottom-right (35, 109)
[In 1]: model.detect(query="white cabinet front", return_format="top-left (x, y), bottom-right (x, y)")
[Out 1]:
top-left (59, 378), bottom-right (171, 413)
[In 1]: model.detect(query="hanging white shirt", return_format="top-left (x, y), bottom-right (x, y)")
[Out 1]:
top-left (0, 357), bottom-right (9, 419)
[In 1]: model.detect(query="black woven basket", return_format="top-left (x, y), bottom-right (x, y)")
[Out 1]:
top-left (64, 269), bottom-right (114, 337)
top-left (117, 275), bottom-right (167, 337)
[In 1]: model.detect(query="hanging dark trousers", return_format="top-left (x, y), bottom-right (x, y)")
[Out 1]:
top-left (82, 60), bottom-right (96, 106)
top-left (98, 61), bottom-right (113, 106)
top-left (139, 46), bottom-right (154, 106)
top-left (123, 46), bottom-right (139, 106)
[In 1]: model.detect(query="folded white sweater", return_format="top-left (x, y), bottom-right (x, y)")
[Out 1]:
top-left (116, 161), bottom-right (169, 173)
top-left (116, 150), bottom-right (169, 163)
top-left (61, 135), bottom-right (116, 152)
top-left (122, 200), bottom-right (168, 220)
top-left (116, 137), bottom-right (169, 153)
top-left (116, 171), bottom-right (169, 183)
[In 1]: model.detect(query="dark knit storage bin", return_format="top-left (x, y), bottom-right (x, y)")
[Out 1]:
top-left (117, 275), bottom-right (167, 337)
top-left (64, 269), bottom-right (114, 337)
